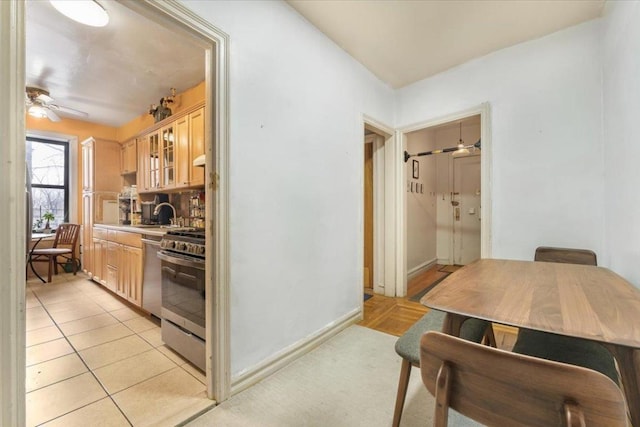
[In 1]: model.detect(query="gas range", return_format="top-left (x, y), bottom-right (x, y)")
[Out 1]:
top-left (159, 228), bottom-right (206, 259)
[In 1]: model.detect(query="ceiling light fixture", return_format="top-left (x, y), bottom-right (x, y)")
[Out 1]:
top-left (28, 105), bottom-right (48, 119)
top-left (50, 0), bottom-right (109, 27)
top-left (452, 122), bottom-right (470, 157)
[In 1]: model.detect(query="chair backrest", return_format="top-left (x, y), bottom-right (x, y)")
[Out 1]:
top-left (420, 331), bottom-right (627, 427)
top-left (53, 223), bottom-right (80, 252)
top-left (534, 246), bottom-right (597, 266)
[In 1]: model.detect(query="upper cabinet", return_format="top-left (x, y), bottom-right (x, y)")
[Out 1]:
top-left (136, 104), bottom-right (205, 193)
top-left (82, 137), bottom-right (121, 193)
top-left (189, 107), bottom-right (205, 187)
top-left (121, 139), bottom-right (137, 175)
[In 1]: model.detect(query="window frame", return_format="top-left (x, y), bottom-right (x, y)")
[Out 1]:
top-left (27, 136), bottom-right (70, 225)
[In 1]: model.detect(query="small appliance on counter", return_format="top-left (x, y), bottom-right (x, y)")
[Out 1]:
top-left (140, 193), bottom-right (170, 225)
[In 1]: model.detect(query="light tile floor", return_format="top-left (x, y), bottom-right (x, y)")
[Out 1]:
top-left (26, 273), bottom-right (214, 427)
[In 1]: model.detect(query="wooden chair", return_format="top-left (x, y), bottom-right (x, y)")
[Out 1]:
top-left (29, 223), bottom-right (80, 283)
top-left (420, 331), bottom-right (628, 427)
top-left (513, 246), bottom-right (619, 384)
top-left (392, 310), bottom-right (494, 427)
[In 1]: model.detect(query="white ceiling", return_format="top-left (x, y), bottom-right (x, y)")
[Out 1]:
top-left (26, 1), bottom-right (604, 127)
top-left (26, 0), bottom-right (205, 127)
top-left (287, 0), bottom-right (605, 88)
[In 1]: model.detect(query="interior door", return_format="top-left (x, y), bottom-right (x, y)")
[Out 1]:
top-left (452, 155), bottom-right (481, 265)
top-left (363, 141), bottom-right (374, 289)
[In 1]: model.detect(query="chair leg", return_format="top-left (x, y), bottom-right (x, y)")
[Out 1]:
top-left (393, 359), bottom-right (412, 427)
top-left (483, 324), bottom-right (497, 348)
top-left (47, 256), bottom-right (54, 283)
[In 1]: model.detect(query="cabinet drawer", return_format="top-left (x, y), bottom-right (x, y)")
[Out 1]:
top-left (116, 231), bottom-right (142, 248)
top-left (93, 227), bottom-right (108, 240)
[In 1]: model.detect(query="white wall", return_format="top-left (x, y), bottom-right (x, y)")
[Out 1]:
top-left (181, 1), bottom-right (394, 376)
top-left (396, 20), bottom-right (604, 261)
top-left (405, 128), bottom-right (437, 273)
top-left (603, 1), bottom-right (640, 287)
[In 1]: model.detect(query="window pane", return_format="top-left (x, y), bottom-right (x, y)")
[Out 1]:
top-left (32, 188), bottom-right (65, 229)
top-left (30, 142), bottom-right (65, 186)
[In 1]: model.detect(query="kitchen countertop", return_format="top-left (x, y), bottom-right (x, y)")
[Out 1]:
top-left (93, 223), bottom-right (188, 237)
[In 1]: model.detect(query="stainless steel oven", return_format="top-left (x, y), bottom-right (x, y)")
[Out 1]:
top-left (158, 229), bottom-right (206, 371)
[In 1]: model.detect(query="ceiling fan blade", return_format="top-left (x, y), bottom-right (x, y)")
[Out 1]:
top-left (36, 93), bottom-right (54, 104)
top-left (49, 103), bottom-right (89, 118)
top-left (44, 108), bottom-right (61, 122)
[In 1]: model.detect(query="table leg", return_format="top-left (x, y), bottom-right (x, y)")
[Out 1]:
top-left (28, 237), bottom-right (46, 283)
top-left (605, 344), bottom-right (639, 427)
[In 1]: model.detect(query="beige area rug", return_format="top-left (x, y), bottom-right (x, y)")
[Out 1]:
top-left (185, 325), bottom-right (481, 427)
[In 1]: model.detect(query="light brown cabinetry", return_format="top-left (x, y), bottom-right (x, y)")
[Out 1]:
top-left (81, 138), bottom-right (121, 276)
top-left (121, 139), bottom-right (137, 175)
top-left (189, 107), bottom-right (205, 187)
top-left (91, 227), bottom-right (144, 308)
top-left (137, 104), bottom-right (205, 193)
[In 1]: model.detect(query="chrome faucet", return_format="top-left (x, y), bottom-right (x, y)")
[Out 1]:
top-left (154, 202), bottom-right (177, 226)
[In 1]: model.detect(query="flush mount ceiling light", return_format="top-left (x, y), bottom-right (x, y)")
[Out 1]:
top-left (50, 0), bottom-right (109, 27)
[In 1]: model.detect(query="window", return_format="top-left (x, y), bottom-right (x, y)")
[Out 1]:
top-left (27, 137), bottom-right (69, 230)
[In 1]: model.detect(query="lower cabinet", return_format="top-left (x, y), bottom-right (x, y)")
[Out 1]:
top-left (91, 227), bottom-right (144, 308)
top-left (119, 245), bottom-right (143, 307)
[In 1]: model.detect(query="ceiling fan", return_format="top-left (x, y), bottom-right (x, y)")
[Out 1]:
top-left (25, 86), bottom-right (89, 122)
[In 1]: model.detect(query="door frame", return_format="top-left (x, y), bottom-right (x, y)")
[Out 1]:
top-left (0, 1), bottom-right (231, 423)
top-left (396, 103), bottom-right (492, 297)
top-left (363, 115), bottom-right (399, 298)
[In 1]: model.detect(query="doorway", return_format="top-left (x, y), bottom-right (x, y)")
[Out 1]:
top-left (1, 2), bottom-right (230, 424)
top-left (398, 104), bottom-right (492, 297)
top-left (362, 118), bottom-right (398, 298)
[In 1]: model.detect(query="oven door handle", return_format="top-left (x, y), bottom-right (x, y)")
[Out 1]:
top-left (157, 251), bottom-right (205, 269)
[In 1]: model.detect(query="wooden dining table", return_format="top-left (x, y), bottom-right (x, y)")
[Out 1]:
top-left (421, 258), bottom-right (640, 427)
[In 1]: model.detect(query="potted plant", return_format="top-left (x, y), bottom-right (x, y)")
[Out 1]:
top-left (42, 212), bottom-right (55, 232)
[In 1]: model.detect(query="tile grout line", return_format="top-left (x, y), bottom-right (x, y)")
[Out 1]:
top-left (30, 279), bottom-right (135, 427)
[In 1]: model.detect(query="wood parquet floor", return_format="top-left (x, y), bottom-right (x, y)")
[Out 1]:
top-left (358, 264), bottom-right (518, 351)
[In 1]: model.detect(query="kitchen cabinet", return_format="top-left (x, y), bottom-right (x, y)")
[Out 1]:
top-left (189, 107), bottom-right (205, 187)
top-left (161, 124), bottom-right (176, 189)
top-left (91, 226), bottom-right (144, 308)
top-left (175, 114), bottom-right (190, 187)
top-left (137, 103), bottom-right (205, 193)
top-left (82, 137), bottom-right (121, 277)
top-left (121, 139), bottom-right (137, 175)
top-left (120, 244), bottom-right (143, 306)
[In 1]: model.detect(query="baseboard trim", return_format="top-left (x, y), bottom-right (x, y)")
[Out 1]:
top-left (230, 308), bottom-right (361, 396)
top-left (407, 258), bottom-right (437, 280)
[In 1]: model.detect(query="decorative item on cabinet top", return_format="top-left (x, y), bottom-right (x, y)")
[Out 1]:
top-left (149, 88), bottom-right (176, 123)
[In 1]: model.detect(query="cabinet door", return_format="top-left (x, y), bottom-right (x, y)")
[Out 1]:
top-left (92, 238), bottom-right (109, 288)
top-left (189, 107), bottom-right (205, 186)
top-left (82, 139), bottom-right (94, 192)
top-left (161, 124), bottom-right (175, 189)
top-left (121, 245), bottom-right (143, 307)
top-left (107, 241), bottom-right (120, 295)
top-left (137, 137), bottom-right (149, 191)
top-left (175, 114), bottom-right (190, 187)
top-left (148, 132), bottom-right (161, 190)
top-left (82, 194), bottom-right (93, 275)
top-left (121, 140), bottom-right (137, 174)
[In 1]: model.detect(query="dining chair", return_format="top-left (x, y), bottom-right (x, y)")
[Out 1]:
top-left (29, 223), bottom-right (81, 283)
top-left (392, 310), bottom-right (493, 427)
top-left (513, 246), bottom-right (619, 384)
top-left (420, 331), bottom-right (628, 427)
